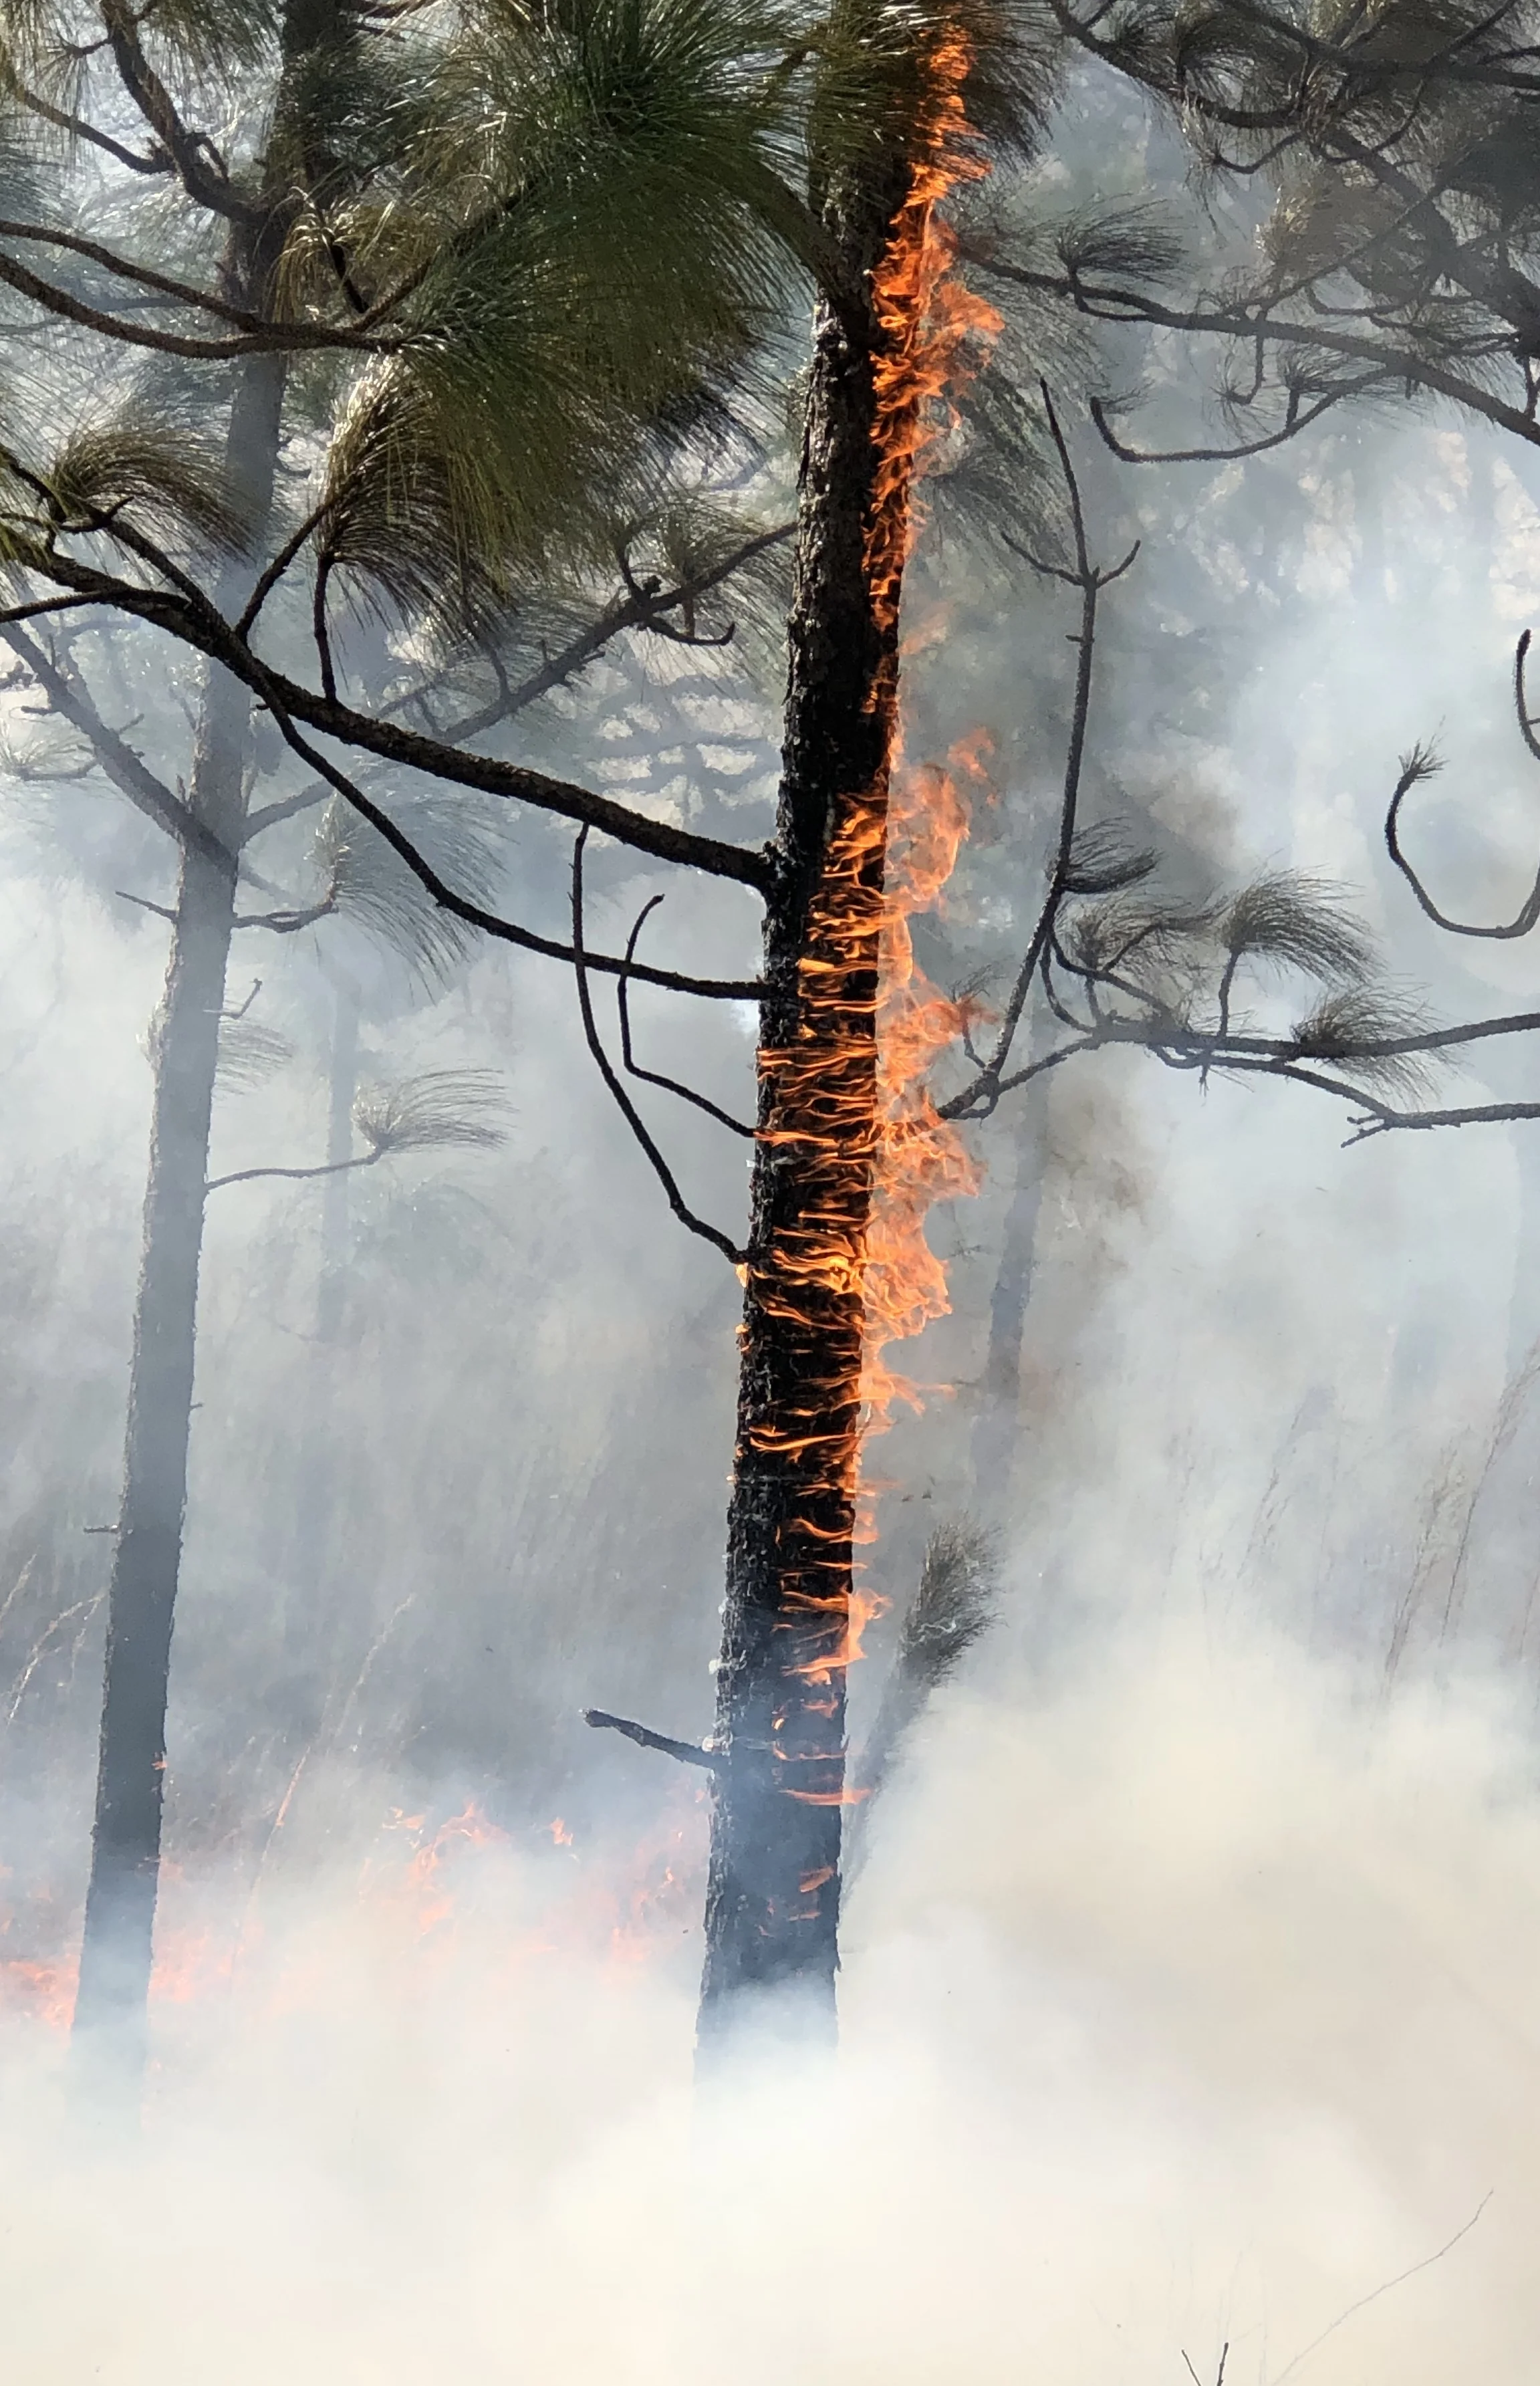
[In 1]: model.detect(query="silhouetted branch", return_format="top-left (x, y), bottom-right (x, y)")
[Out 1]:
top-left (256, 707), bottom-right (764, 999)
top-left (114, 888), bottom-right (177, 923)
top-left (205, 1153), bottom-right (382, 1197)
top-left (571, 829), bottom-right (747, 1266)
top-left (13, 84), bottom-right (169, 176)
top-left (235, 497), bottom-right (340, 637)
top-left (583, 1707), bottom-right (723, 1771)
top-left (24, 542), bottom-right (778, 890)
top-left (403, 520), bottom-right (795, 744)
top-left (1385, 635), bottom-right (1540, 938)
top-left (970, 252), bottom-right (1540, 451)
top-left (0, 243), bottom-right (394, 360)
top-left (1089, 382), bottom-right (1370, 464)
top-left (616, 897), bottom-right (755, 1137)
top-left (1268, 2195), bottom-right (1491, 2386)
top-left (234, 895), bottom-right (338, 933)
top-left (0, 621), bottom-right (237, 877)
top-left (241, 783), bottom-right (331, 843)
top-left (943, 388), bottom-right (1128, 1120)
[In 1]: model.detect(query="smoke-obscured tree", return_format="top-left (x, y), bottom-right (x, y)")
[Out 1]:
top-left (0, 0), bottom-right (791, 2072)
top-left (991, 0), bottom-right (1540, 456)
top-left (9, 0), bottom-right (1540, 2076)
top-left (972, 0), bottom-right (1540, 964)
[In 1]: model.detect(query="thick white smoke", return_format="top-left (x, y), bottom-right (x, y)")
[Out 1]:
top-left (3, 1623), bottom-right (1536, 2384)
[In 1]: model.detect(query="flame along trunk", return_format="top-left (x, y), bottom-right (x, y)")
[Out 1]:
top-left (698, 33), bottom-right (997, 2050)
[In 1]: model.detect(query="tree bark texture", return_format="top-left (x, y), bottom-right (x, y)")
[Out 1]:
top-left (698, 148), bottom-right (922, 2051)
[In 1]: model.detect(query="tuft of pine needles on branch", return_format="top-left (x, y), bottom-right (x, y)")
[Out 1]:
top-left (1287, 985), bottom-right (1441, 1098)
top-left (846, 1518), bottom-right (1001, 1882)
top-left (214, 1017), bottom-right (295, 1093)
top-left (353, 1068), bottom-right (507, 1159)
top-left (1220, 872), bottom-right (1377, 985)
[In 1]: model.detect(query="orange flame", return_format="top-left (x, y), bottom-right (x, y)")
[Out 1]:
top-left (753, 31), bottom-right (999, 1699)
top-left (0, 1956), bottom-right (76, 2032)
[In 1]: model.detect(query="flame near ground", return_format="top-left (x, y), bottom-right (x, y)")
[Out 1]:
top-left (4, 39), bottom-right (1537, 2385)
top-left (2, 1621), bottom-right (1537, 2382)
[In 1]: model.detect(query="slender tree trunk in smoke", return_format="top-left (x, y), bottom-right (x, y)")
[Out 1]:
top-left (285, 971), bottom-right (360, 1702)
top-left (969, 1106), bottom-right (1045, 1515)
top-left (318, 976), bottom-right (361, 1346)
top-left (73, 356), bottom-right (287, 2066)
top-left (698, 33), bottom-right (983, 2052)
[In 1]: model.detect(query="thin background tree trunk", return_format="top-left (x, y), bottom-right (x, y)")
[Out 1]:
top-left (73, 338), bottom-right (290, 2064)
top-left (285, 968), bottom-right (360, 1683)
top-left (969, 1104), bottom-right (1045, 1516)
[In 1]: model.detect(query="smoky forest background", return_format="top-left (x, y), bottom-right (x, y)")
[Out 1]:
top-left (4, 0), bottom-right (1540, 2379)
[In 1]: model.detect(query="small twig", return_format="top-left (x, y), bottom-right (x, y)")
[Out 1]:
top-left (235, 496), bottom-right (339, 637)
top-left (1267, 2194), bottom-right (1491, 2385)
top-left (115, 888), bottom-right (176, 923)
top-left (205, 1152), bottom-right (382, 1198)
top-left (259, 708), bottom-right (763, 999)
top-left (1089, 384), bottom-right (1364, 465)
top-left (234, 894), bottom-right (337, 934)
top-left (616, 897), bottom-right (755, 1137)
top-left (1181, 2348), bottom-right (1227, 2386)
top-left (1385, 633), bottom-right (1540, 941)
top-left (571, 829), bottom-right (747, 1267)
top-left (584, 1707), bottom-right (723, 1772)
top-left (945, 384), bottom-right (1128, 1117)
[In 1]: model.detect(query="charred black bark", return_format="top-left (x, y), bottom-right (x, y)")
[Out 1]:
top-left (698, 160), bottom-right (912, 2053)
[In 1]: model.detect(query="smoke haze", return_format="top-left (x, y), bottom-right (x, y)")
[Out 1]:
top-left (3, 1627), bottom-right (1537, 2383)
top-left (7, 59), bottom-right (1540, 2372)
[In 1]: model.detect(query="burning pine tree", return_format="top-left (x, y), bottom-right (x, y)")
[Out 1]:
top-left (700, 29), bottom-right (1003, 2045)
top-left (2, 0), bottom-right (1537, 2076)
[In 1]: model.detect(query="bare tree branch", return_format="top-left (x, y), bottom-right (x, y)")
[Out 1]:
top-left (583, 1707), bottom-right (723, 1770)
top-left (942, 387), bottom-right (1130, 1121)
top-left (260, 705), bottom-right (764, 999)
top-left (205, 1152), bottom-right (382, 1197)
top-left (616, 896), bottom-right (755, 1136)
top-left (570, 828), bottom-right (747, 1265)
top-left (1384, 634), bottom-right (1540, 939)
top-left (21, 546), bottom-right (777, 890)
top-left (0, 622), bottom-right (236, 877)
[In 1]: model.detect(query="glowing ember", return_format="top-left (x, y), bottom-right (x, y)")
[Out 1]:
top-left (1, 1956), bottom-right (76, 2032)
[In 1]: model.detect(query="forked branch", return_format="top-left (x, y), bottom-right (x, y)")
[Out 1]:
top-left (616, 898), bottom-right (755, 1137)
top-left (570, 830), bottom-right (747, 1268)
top-left (257, 708), bottom-right (763, 1001)
top-left (1385, 630), bottom-right (1540, 939)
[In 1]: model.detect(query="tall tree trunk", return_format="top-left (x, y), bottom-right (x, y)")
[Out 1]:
top-left (284, 971), bottom-right (360, 1701)
top-left (72, 350), bottom-right (287, 2064)
top-left (698, 106), bottom-right (939, 2048)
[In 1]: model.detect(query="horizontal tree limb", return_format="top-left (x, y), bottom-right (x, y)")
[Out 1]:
top-left (583, 1708), bottom-right (723, 1772)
